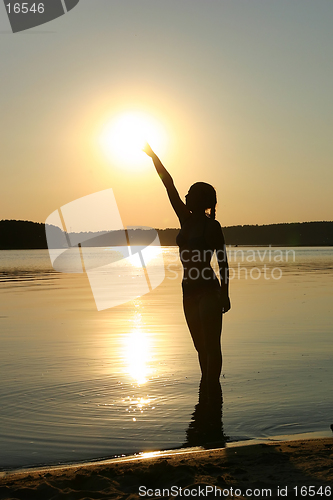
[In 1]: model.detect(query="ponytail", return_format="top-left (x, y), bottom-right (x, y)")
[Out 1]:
top-left (210, 205), bottom-right (216, 219)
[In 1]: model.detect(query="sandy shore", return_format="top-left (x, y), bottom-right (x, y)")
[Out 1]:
top-left (0, 438), bottom-right (332, 499)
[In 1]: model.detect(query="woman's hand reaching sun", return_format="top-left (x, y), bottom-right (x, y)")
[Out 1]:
top-left (143, 142), bottom-right (155, 158)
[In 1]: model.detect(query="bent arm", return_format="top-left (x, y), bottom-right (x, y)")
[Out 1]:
top-left (144, 144), bottom-right (189, 222)
top-left (214, 223), bottom-right (231, 313)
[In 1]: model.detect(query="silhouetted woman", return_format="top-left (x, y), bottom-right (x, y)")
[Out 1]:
top-left (144, 144), bottom-right (230, 390)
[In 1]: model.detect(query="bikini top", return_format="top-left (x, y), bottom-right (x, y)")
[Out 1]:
top-left (176, 216), bottom-right (213, 252)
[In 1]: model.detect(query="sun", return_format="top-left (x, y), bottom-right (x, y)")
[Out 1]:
top-left (99, 112), bottom-right (166, 171)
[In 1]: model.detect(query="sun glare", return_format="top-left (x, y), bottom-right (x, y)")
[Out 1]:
top-left (99, 112), bottom-right (166, 171)
top-left (128, 245), bottom-right (162, 268)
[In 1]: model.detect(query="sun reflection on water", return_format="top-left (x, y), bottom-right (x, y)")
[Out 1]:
top-left (124, 328), bottom-right (151, 384)
top-left (123, 396), bottom-right (154, 419)
top-left (119, 303), bottom-right (160, 422)
top-left (127, 245), bottom-right (162, 268)
top-left (122, 305), bottom-right (154, 386)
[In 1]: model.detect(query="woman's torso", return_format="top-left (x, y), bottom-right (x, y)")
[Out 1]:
top-left (176, 215), bottom-right (220, 294)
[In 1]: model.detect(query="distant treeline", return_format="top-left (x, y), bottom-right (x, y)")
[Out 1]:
top-left (0, 219), bottom-right (332, 250)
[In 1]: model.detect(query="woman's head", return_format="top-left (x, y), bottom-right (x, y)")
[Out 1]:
top-left (185, 182), bottom-right (217, 219)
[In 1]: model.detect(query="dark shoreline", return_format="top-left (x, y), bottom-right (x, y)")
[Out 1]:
top-left (1, 436), bottom-right (332, 500)
top-left (1, 220), bottom-right (333, 249)
top-left (1, 429), bottom-right (331, 476)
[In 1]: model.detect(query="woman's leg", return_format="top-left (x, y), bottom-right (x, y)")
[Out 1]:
top-left (198, 290), bottom-right (223, 387)
top-left (183, 295), bottom-right (208, 379)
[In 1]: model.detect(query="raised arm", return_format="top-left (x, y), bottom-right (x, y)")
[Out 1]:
top-left (143, 143), bottom-right (190, 223)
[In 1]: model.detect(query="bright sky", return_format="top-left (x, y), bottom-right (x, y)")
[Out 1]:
top-left (1, 0), bottom-right (332, 229)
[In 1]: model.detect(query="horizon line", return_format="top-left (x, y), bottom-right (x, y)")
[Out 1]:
top-left (1, 218), bottom-right (333, 232)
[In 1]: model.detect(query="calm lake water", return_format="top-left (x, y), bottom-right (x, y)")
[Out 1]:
top-left (0, 246), bottom-right (332, 470)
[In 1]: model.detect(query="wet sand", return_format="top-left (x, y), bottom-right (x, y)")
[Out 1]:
top-left (1, 438), bottom-right (332, 499)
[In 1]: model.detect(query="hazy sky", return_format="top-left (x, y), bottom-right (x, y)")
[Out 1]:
top-left (1, 0), bottom-right (332, 229)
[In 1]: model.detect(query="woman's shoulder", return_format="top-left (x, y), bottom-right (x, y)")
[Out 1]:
top-left (205, 218), bottom-right (225, 246)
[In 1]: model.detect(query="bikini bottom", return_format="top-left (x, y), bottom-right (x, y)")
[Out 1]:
top-left (182, 278), bottom-right (221, 301)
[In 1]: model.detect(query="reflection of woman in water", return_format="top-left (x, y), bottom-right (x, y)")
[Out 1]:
top-left (184, 383), bottom-right (227, 448)
top-left (144, 144), bottom-right (231, 391)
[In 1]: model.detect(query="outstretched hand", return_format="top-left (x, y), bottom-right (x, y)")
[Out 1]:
top-left (143, 142), bottom-right (155, 158)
